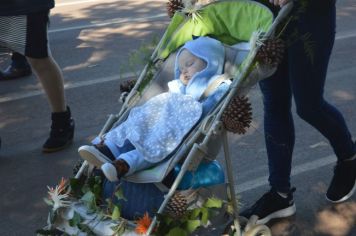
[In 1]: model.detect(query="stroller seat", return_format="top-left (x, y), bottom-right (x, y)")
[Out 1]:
top-left (40, 1), bottom-right (293, 235)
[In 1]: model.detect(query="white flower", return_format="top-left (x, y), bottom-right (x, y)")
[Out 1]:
top-left (181, 0), bottom-right (204, 23)
top-left (46, 178), bottom-right (72, 211)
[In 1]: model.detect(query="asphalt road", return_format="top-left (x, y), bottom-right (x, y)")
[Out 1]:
top-left (0, 0), bottom-right (355, 235)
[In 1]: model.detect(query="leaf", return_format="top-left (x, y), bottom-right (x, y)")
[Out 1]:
top-left (94, 175), bottom-right (102, 185)
top-left (111, 206), bottom-right (121, 220)
top-left (114, 188), bottom-right (127, 201)
top-left (92, 184), bottom-right (102, 199)
top-left (105, 198), bottom-right (114, 213)
top-left (69, 178), bottom-right (84, 197)
top-left (78, 224), bottom-right (96, 236)
top-left (81, 184), bottom-right (91, 194)
top-left (203, 197), bottom-right (223, 208)
top-left (226, 202), bottom-right (234, 215)
top-left (200, 208), bottom-right (209, 225)
top-left (167, 227), bottom-right (188, 236)
top-left (164, 216), bottom-right (174, 225)
top-left (69, 212), bottom-right (82, 227)
top-left (35, 228), bottom-right (65, 236)
top-left (80, 191), bottom-right (97, 211)
top-left (81, 191), bottom-right (95, 203)
top-left (189, 208), bottom-right (201, 218)
top-left (183, 219), bottom-right (201, 233)
top-left (43, 197), bottom-right (53, 206)
top-left (111, 221), bottom-right (126, 235)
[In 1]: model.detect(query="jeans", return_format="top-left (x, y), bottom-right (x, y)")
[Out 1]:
top-left (259, 2), bottom-right (355, 192)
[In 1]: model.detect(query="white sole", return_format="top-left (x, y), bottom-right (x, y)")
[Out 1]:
top-left (256, 204), bottom-right (296, 225)
top-left (325, 181), bottom-right (356, 203)
top-left (78, 145), bottom-right (112, 168)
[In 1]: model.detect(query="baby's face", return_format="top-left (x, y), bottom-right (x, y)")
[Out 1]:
top-left (178, 49), bottom-right (207, 85)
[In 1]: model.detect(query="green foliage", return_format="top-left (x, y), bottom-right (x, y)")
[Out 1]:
top-left (125, 36), bottom-right (159, 76)
top-left (80, 191), bottom-right (98, 213)
top-left (69, 173), bottom-right (102, 201)
top-left (85, 175), bottom-right (103, 200)
top-left (137, 60), bottom-right (157, 93)
top-left (35, 228), bottom-right (69, 236)
top-left (78, 224), bottom-right (96, 236)
top-left (114, 187), bottom-right (127, 202)
top-left (103, 185), bottom-right (128, 221)
top-left (120, 36), bottom-right (160, 95)
top-left (68, 212), bottom-right (82, 227)
top-left (203, 197), bottom-right (223, 208)
top-left (155, 197), bottom-right (224, 235)
top-left (111, 220), bottom-right (127, 236)
top-left (301, 32), bottom-right (315, 64)
top-left (69, 177), bottom-right (84, 198)
top-left (167, 227), bottom-right (188, 236)
top-left (183, 219), bottom-right (201, 233)
top-left (48, 210), bottom-right (59, 226)
top-left (69, 173), bottom-right (104, 213)
top-left (111, 205), bottom-right (121, 220)
top-left (43, 197), bottom-right (53, 207)
top-left (260, 0), bottom-right (315, 65)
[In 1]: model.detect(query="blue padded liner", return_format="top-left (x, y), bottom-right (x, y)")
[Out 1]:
top-left (102, 160), bottom-right (225, 220)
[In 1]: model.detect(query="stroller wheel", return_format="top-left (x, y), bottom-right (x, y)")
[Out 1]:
top-left (243, 224), bottom-right (271, 236)
top-left (222, 216), bottom-right (248, 235)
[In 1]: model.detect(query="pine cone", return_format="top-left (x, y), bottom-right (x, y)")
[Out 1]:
top-left (222, 96), bottom-right (252, 134)
top-left (256, 38), bottom-right (285, 67)
top-left (119, 79), bottom-right (137, 93)
top-left (167, 0), bottom-right (184, 18)
top-left (73, 159), bottom-right (84, 176)
top-left (165, 192), bottom-right (188, 218)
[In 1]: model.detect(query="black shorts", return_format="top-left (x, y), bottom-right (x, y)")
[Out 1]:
top-left (0, 10), bottom-right (50, 58)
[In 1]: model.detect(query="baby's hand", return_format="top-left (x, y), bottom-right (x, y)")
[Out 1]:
top-left (269, 0), bottom-right (290, 7)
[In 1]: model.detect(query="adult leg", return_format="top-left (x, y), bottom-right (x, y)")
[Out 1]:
top-left (260, 58), bottom-right (295, 193)
top-left (289, 3), bottom-right (355, 202)
top-left (290, 4), bottom-right (355, 161)
top-left (27, 56), bottom-right (66, 112)
top-left (24, 11), bottom-right (74, 152)
top-left (239, 56), bottom-right (297, 224)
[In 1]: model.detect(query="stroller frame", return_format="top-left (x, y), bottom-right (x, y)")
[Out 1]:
top-left (71, 1), bottom-right (294, 235)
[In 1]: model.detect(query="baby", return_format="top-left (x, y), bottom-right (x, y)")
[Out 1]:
top-left (79, 36), bottom-right (231, 182)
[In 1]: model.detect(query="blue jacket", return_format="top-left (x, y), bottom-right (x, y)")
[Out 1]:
top-left (0, 0), bottom-right (54, 16)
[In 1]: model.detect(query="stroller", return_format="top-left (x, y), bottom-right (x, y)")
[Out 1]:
top-left (39, 1), bottom-right (293, 235)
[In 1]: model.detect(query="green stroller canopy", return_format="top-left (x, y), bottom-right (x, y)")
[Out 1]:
top-left (158, 0), bottom-right (274, 59)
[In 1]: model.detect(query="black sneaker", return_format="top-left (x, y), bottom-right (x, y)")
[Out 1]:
top-left (326, 156), bottom-right (356, 203)
top-left (42, 106), bottom-right (75, 153)
top-left (240, 188), bottom-right (296, 224)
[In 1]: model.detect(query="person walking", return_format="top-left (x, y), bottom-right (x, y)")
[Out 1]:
top-left (0, 52), bottom-right (32, 80)
top-left (241, 0), bottom-right (356, 224)
top-left (0, 0), bottom-right (75, 152)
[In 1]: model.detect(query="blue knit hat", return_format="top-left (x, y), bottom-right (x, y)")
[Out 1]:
top-left (173, 36), bottom-right (225, 100)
